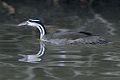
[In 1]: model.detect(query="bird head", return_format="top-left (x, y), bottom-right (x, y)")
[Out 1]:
top-left (17, 19), bottom-right (46, 40)
top-left (17, 19), bottom-right (43, 27)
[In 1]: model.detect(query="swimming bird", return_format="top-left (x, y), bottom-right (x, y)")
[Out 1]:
top-left (18, 19), bottom-right (110, 45)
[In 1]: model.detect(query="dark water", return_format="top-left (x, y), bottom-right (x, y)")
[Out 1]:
top-left (0, 8), bottom-right (120, 80)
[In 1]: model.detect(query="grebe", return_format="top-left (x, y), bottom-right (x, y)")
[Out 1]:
top-left (18, 19), bottom-right (110, 45)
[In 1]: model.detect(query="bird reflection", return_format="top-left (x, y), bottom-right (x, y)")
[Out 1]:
top-left (18, 42), bottom-right (45, 63)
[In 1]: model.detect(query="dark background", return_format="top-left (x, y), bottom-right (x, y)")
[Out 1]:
top-left (0, 0), bottom-right (120, 24)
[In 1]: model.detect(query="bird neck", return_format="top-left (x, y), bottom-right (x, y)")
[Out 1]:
top-left (36, 24), bottom-right (46, 40)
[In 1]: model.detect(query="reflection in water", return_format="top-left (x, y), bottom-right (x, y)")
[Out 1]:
top-left (0, 26), bottom-right (120, 80)
top-left (103, 52), bottom-right (120, 61)
top-left (18, 42), bottom-right (45, 63)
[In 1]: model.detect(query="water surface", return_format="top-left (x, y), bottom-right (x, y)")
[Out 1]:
top-left (0, 8), bottom-right (120, 80)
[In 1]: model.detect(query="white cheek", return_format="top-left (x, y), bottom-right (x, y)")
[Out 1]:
top-left (28, 22), bottom-right (39, 27)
